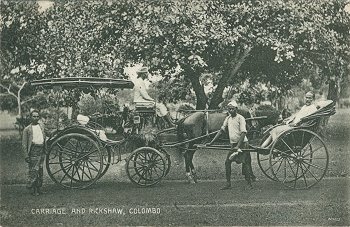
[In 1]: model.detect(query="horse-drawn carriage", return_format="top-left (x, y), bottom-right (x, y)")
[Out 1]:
top-left (27, 77), bottom-right (169, 189)
top-left (26, 77), bottom-right (335, 190)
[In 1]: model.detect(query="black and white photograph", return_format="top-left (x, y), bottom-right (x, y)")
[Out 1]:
top-left (0, 0), bottom-right (349, 226)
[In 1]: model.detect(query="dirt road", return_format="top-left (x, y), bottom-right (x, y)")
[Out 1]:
top-left (1, 177), bottom-right (349, 226)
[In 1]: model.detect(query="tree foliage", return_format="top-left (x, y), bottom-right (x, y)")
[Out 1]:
top-left (1, 0), bottom-right (349, 113)
top-left (118, 0), bottom-right (350, 108)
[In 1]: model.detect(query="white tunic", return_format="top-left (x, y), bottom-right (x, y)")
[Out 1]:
top-left (133, 77), bottom-right (154, 104)
top-left (32, 125), bottom-right (44, 145)
top-left (291, 104), bottom-right (318, 124)
top-left (221, 114), bottom-right (248, 144)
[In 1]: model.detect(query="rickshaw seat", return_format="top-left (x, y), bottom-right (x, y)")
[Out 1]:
top-left (297, 100), bottom-right (336, 130)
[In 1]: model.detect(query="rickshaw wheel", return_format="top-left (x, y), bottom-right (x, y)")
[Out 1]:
top-left (269, 128), bottom-right (329, 189)
top-left (158, 147), bottom-right (171, 176)
top-left (257, 128), bottom-right (278, 181)
top-left (125, 147), bottom-right (166, 187)
top-left (46, 133), bottom-right (103, 189)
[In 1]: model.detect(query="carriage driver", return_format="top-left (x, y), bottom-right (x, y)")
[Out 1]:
top-left (207, 100), bottom-right (255, 190)
top-left (133, 67), bottom-right (173, 126)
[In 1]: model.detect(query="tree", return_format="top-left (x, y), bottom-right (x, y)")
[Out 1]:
top-left (116, 0), bottom-right (350, 109)
top-left (0, 0), bottom-right (46, 116)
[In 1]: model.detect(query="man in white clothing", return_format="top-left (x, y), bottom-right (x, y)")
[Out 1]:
top-left (133, 67), bottom-right (173, 126)
top-left (22, 110), bottom-right (46, 196)
top-left (133, 67), bottom-right (155, 107)
top-left (260, 91), bottom-right (318, 148)
top-left (207, 100), bottom-right (255, 190)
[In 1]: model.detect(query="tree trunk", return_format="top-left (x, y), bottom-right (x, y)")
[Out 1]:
top-left (209, 72), bottom-right (230, 109)
top-left (208, 46), bottom-right (252, 109)
top-left (327, 78), bottom-right (338, 103)
top-left (186, 70), bottom-right (208, 110)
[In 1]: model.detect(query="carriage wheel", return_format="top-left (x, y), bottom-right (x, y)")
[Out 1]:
top-left (125, 147), bottom-right (166, 187)
top-left (159, 148), bottom-right (171, 176)
top-left (269, 129), bottom-right (329, 189)
top-left (257, 130), bottom-right (278, 181)
top-left (46, 133), bottom-right (103, 189)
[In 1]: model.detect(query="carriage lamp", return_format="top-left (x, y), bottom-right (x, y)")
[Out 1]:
top-left (133, 115), bottom-right (141, 124)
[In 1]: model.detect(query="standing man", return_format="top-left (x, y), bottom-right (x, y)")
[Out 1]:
top-left (207, 100), bottom-right (255, 190)
top-left (22, 109), bottom-right (46, 196)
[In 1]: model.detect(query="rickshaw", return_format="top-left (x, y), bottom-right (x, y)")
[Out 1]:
top-left (149, 100), bottom-right (335, 189)
top-left (28, 77), bottom-right (170, 189)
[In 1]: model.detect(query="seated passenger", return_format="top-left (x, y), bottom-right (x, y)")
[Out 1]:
top-left (133, 67), bottom-right (173, 126)
top-left (133, 67), bottom-right (155, 108)
top-left (260, 91), bottom-right (318, 148)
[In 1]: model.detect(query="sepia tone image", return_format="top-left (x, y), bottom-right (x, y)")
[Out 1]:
top-left (1, 0), bottom-right (349, 226)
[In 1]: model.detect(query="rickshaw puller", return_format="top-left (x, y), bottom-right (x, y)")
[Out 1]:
top-left (207, 100), bottom-right (255, 190)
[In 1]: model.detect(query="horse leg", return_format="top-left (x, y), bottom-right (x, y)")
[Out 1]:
top-left (184, 151), bottom-right (195, 183)
top-left (187, 145), bottom-right (198, 183)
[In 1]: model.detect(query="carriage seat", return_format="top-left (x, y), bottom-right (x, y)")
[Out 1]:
top-left (77, 114), bottom-right (108, 141)
top-left (77, 114), bottom-right (90, 125)
top-left (134, 102), bottom-right (156, 113)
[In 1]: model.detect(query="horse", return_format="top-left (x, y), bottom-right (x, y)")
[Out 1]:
top-left (176, 109), bottom-right (256, 184)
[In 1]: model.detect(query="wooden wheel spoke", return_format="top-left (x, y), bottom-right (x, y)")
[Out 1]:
top-left (69, 163), bottom-right (79, 180)
top-left (282, 159), bottom-right (287, 183)
top-left (300, 162), bottom-right (320, 182)
top-left (299, 163), bottom-right (308, 188)
top-left (273, 148), bottom-right (294, 158)
top-left (301, 160), bottom-right (326, 171)
top-left (275, 158), bottom-right (285, 174)
top-left (55, 143), bottom-right (77, 155)
top-left (67, 140), bottom-right (77, 149)
top-left (86, 143), bottom-right (94, 153)
top-left (51, 162), bottom-right (73, 176)
top-left (82, 160), bottom-right (99, 172)
top-left (77, 162), bottom-right (93, 180)
top-left (85, 161), bottom-right (94, 179)
top-left (266, 157), bottom-right (282, 172)
top-left (131, 167), bottom-right (147, 178)
top-left (73, 150), bottom-right (99, 162)
top-left (304, 157), bottom-right (326, 160)
top-left (151, 165), bottom-right (161, 178)
top-left (69, 165), bottom-right (76, 186)
top-left (151, 164), bottom-right (165, 173)
top-left (286, 158), bottom-right (297, 179)
top-left (76, 140), bottom-right (80, 153)
top-left (80, 161), bottom-right (98, 173)
top-left (81, 161), bottom-right (85, 181)
top-left (129, 159), bottom-right (148, 167)
top-left (294, 162), bottom-right (300, 188)
top-left (302, 145), bottom-right (324, 158)
top-left (147, 167), bottom-right (153, 181)
top-left (59, 164), bottom-right (74, 183)
top-left (73, 163), bottom-right (82, 181)
top-left (281, 138), bottom-right (297, 156)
